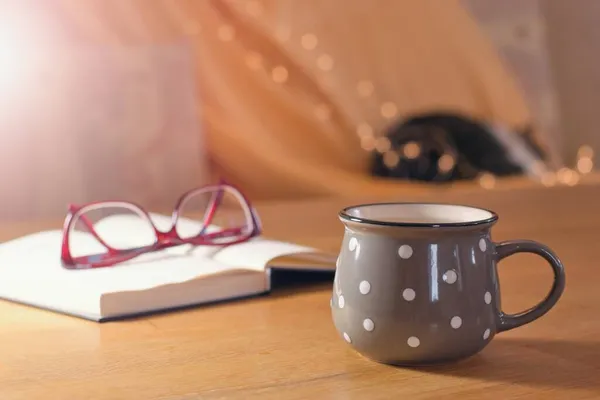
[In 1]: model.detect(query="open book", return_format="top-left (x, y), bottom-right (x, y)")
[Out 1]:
top-left (0, 213), bottom-right (336, 321)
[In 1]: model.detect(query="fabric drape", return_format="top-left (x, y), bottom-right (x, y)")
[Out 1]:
top-left (13, 0), bottom-right (545, 206)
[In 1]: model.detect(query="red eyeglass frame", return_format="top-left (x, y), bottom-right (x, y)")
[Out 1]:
top-left (60, 182), bottom-right (262, 269)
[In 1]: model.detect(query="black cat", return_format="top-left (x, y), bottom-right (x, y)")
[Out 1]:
top-left (371, 112), bottom-right (545, 182)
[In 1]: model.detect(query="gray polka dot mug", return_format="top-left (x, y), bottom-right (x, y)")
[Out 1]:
top-left (331, 203), bottom-right (565, 366)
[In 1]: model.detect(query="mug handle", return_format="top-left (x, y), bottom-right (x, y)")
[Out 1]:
top-left (494, 240), bottom-right (566, 332)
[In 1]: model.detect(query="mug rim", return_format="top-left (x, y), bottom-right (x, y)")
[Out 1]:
top-left (338, 202), bottom-right (499, 228)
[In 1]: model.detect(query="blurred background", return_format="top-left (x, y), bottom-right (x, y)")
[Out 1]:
top-left (0, 0), bottom-right (597, 221)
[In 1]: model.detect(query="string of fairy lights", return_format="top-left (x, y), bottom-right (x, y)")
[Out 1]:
top-left (175, 0), bottom-right (596, 190)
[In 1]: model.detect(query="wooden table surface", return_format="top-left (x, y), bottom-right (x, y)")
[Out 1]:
top-left (1, 181), bottom-right (599, 399)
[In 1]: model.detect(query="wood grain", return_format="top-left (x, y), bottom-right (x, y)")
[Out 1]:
top-left (0, 181), bottom-right (599, 399)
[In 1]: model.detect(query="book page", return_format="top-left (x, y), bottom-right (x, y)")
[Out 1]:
top-left (0, 229), bottom-right (245, 317)
top-left (211, 239), bottom-right (335, 271)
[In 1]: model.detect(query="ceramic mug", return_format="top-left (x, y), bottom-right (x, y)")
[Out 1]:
top-left (331, 203), bottom-right (565, 366)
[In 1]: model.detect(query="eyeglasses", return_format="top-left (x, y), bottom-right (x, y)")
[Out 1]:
top-left (60, 183), bottom-right (261, 269)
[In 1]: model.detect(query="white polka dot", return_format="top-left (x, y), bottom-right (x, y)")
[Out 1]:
top-left (450, 316), bottom-right (462, 329)
top-left (338, 295), bottom-right (345, 308)
top-left (484, 291), bottom-right (492, 304)
top-left (363, 318), bottom-right (375, 331)
top-left (349, 237), bottom-right (358, 252)
top-left (343, 332), bottom-right (352, 343)
top-left (398, 244), bottom-right (413, 259)
top-left (443, 270), bottom-right (458, 284)
top-left (359, 280), bottom-right (371, 295)
top-left (407, 336), bottom-right (420, 348)
top-left (402, 288), bottom-right (416, 301)
top-left (479, 238), bottom-right (487, 252)
top-left (483, 329), bottom-right (491, 340)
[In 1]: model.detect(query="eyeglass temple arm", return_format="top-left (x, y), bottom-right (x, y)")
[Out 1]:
top-left (68, 204), bottom-right (113, 251)
top-left (199, 188), bottom-right (225, 235)
top-left (212, 183), bottom-right (261, 234)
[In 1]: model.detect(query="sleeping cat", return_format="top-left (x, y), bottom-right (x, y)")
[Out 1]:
top-left (371, 112), bottom-right (546, 182)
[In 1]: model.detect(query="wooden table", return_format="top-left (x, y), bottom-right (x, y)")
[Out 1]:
top-left (1, 182), bottom-right (599, 399)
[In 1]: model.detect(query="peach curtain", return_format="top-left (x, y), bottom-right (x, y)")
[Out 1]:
top-left (7, 0), bottom-right (545, 215)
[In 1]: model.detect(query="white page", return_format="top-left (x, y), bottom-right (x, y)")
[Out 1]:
top-left (0, 231), bottom-right (106, 318)
top-left (211, 239), bottom-right (328, 271)
top-left (0, 229), bottom-right (245, 318)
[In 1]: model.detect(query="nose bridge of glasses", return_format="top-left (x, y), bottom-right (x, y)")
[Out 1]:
top-left (155, 228), bottom-right (181, 246)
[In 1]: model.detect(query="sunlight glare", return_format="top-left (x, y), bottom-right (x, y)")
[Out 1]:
top-left (0, 8), bottom-right (44, 98)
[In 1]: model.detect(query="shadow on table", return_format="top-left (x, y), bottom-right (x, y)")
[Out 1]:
top-left (269, 269), bottom-right (334, 292)
top-left (420, 338), bottom-right (600, 389)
